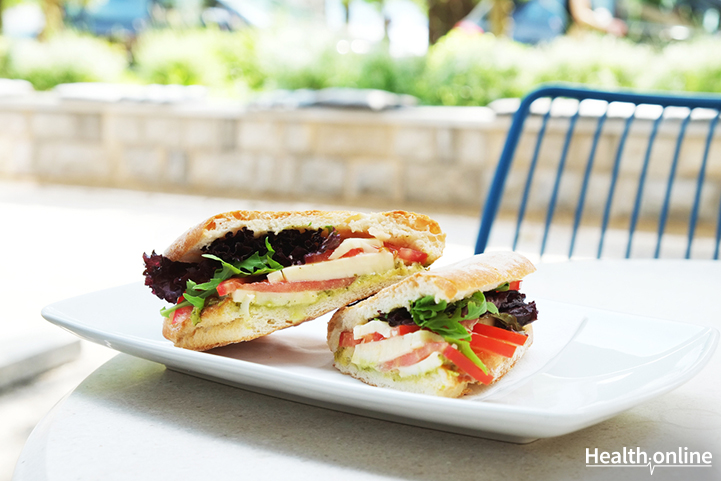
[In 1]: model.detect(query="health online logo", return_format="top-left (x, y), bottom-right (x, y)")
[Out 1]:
top-left (586, 447), bottom-right (713, 475)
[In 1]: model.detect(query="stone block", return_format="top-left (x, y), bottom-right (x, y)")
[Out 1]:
top-left (436, 128), bottom-right (455, 163)
top-left (0, 112), bottom-right (28, 136)
top-left (188, 151), bottom-right (256, 190)
top-left (284, 122), bottom-right (313, 154)
top-left (31, 113), bottom-right (77, 139)
top-left (120, 147), bottom-right (164, 181)
top-left (144, 117), bottom-right (181, 146)
top-left (299, 157), bottom-right (346, 197)
top-left (77, 114), bottom-right (102, 141)
top-left (404, 164), bottom-right (483, 206)
top-left (35, 142), bottom-right (110, 180)
top-left (182, 118), bottom-right (220, 149)
top-left (457, 130), bottom-right (487, 166)
top-left (166, 150), bottom-right (187, 184)
top-left (394, 127), bottom-right (435, 162)
top-left (220, 119), bottom-right (237, 151)
top-left (109, 115), bottom-right (143, 144)
top-left (316, 124), bottom-right (390, 157)
top-left (239, 120), bottom-right (282, 152)
top-left (348, 159), bottom-right (400, 200)
top-left (255, 155), bottom-right (298, 194)
top-left (0, 139), bottom-right (32, 175)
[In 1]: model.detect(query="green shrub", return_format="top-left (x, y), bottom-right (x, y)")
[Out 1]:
top-left (132, 29), bottom-right (227, 87)
top-left (533, 35), bottom-right (652, 89)
top-left (5, 32), bottom-right (127, 90)
top-left (646, 38), bottom-right (721, 94)
top-left (415, 31), bottom-right (532, 106)
top-left (5, 26), bottom-right (721, 105)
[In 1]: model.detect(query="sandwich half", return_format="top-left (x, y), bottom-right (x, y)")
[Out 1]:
top-left (143, 210), bottom-right (445, 350)
top-left (327, 252), bottom-right (538, 398)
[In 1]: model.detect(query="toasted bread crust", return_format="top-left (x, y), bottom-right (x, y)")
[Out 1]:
top-left (164, 210), bottom-right (445, 264)
top-left (328, 252), bottom-right (536, 349)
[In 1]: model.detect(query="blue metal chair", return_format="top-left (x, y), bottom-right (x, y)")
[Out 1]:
top-left (475, 84), bottom-right (721, 259)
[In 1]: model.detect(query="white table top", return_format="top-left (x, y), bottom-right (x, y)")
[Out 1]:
top-left (14, 257), bottom-right (721, 481)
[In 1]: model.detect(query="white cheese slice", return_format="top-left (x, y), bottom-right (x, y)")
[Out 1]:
top-left (351, 330), bottom-right (444, 366)
top-left (266, 270), bottom-right (284, 283)
top-left (273, 251), bottom-right (394, 283)
top-left (396, 351), bottom-right (444, 377)
top-left (328, 237), bottom-right (382, 260)
top-left (353, 320), bottom-right (394, 340)
top-left (231, 289), bottom-right (318, 307)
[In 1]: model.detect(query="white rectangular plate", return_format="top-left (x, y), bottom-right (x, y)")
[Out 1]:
top-left (42, 282), bottom-right (718, 443)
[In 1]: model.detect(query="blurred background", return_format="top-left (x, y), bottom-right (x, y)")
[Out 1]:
top-left (0, 0), bottom-right (720, 101)
top-left (2, 0), bottom-right (721, 478)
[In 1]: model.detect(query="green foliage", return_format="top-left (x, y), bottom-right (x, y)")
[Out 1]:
top-left (3, 27), bottom-right (721, 103)
top-left (5, 32), bottom-right (127, 90)
top-left (415, 30), bottom-right (532, 106)
top-left (132, 29), bottom-right (226, 87)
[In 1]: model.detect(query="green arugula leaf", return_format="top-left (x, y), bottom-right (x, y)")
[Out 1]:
top-left (159, 238), bottom-right (285, 319)
top-left (494, 282), bottom-right (510, 292)
top-left (408, 291), bottom-right (497, 374)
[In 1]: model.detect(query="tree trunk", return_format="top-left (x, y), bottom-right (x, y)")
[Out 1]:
top-left (39, 0), bottom-right (64, 39)
top-left (427, 0), bottom-right (477, 45)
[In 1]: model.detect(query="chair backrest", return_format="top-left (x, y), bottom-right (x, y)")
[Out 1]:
top-left (475, 85), bottom-right (721, 259)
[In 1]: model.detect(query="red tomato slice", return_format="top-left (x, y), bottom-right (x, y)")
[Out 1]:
top-left (470, 333), bottom-right (517, 358)
top-left (340, 247), bottom-right (364, 259)
top-left (396, 324), bottom-right (421, 336)
top-left (218, 277), bottom-right (355, 296)
top-left (442, 345), bottom-right (494, 384)
top-left (216, 277), bottom-right (252, 296)
top-left (339, 331), bottom-right (362, 347)
top-left (172, 305), bottom-right (192, 325)
top-left (472, 324), bottom-right (528, 346)
top-left (380, 342), bottom-right (448, 370)
top-left (509, 280), bottom-right (522, 291)
top-left (304, 250), bottom-right (334, 264)
top-left (384, 244), bottom-right (428, 265)
top-left (398, 247), bottom-right (428, 264)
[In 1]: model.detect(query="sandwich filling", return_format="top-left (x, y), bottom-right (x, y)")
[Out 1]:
top-left (143, 227), bottom-right (428, 327)
top-left (335, 282), bottom-right (538, 384)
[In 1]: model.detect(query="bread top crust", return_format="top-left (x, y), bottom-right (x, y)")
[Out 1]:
top-left (328, 251), bottom-right (536, 342)
top-left (164, 210), bottom-right (445, 265)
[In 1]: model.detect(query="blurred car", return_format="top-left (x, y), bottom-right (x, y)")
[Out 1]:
top-left (456, 0), bottom-right (569, 44)
top-left (65, 0), bottom-right (153, 37)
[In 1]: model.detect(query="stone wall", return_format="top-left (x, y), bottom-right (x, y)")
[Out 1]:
top-left (1, 93), bottom-right (719, 228)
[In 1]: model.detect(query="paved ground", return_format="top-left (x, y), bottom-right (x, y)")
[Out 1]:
top-left (0, 180), bottom-right (483, 481)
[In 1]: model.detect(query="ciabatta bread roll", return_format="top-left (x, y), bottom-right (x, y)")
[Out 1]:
top-left (143, 210), bottom-right (445, 351)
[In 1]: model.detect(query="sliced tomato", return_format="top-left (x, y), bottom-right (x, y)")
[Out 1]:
top-left (340, 247), bottom-right (365, 259)
top-left (339, 331), bottom-right (362, 347)
top-left (384, 244), bottom-right (428, 265)
top-left (470, 333), bottom-right (517, 358)
top-left (396, 324), bottom-right (421, 336)
top-left (304, 250), bottom-right (334, 264)
top-left (172, 305), bottom-right (193, 325)
top-left (380, 342), bottom-right (448, 371)
top-left (442, 345), bottom-right (494, 384)
top-left (219, 277), bottom-right (355, 295)
top-left (363, 332), bottom-right (386, 343)
top-left (398, 247), bottom-right (428, 264)
top-left (472, 324), bottom-right (528, 346)
top-left (509, 280), bottom-right (522, 291)
top-left (216, 277), bottom-right (251, 296)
